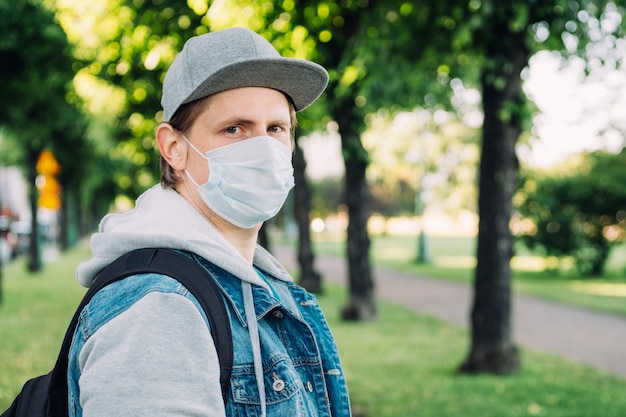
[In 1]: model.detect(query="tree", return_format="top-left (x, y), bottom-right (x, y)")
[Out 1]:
top-left (0, 0), bottom-right (78, 272)
top-left (354, 0), bottom-right (625, 372)
top-left (459, 1), bottom-right (618, 373)
top-left (455, 3), bottom-right (529, 374)
top-left (291, 0), bottom-right (483, 319)
top-left (293, 138), bottom-right (323, 293)
top-left (54, 0), bottom-right (211, 200)
top-left (46, 103), bottom-right (99, 250)
top-left (284, 2), bottom-right (378, 320)
top-left (423, 1), bottom-right (625, 374)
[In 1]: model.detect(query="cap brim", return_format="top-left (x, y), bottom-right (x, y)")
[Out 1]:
top-left (182, 58), bottom-right (329, 113)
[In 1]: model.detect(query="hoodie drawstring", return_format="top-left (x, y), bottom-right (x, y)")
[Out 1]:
top-left (243, 281), bottom-right (266, 417)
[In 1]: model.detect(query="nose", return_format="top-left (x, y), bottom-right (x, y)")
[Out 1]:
top-left (250, 127), bottom-right (268, 138)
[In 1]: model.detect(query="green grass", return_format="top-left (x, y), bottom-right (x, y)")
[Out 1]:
top-left (0, 246), bottom-right (87, 406)
top-left (2, 241), bottom-right (626, 416)
top-left (310, 233), bottom-right (626, 317)
top-left (318, 285), bottom-right (626, 417)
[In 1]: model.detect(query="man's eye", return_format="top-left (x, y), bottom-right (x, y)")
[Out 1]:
top-left (225, 126), bottom-right (240, 134)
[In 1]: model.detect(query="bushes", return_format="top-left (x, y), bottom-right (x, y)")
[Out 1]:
top-left (517, 149), bottom-right (626, 276)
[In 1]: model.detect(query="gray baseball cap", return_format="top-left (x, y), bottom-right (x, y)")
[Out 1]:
top-left (161, 27), bottom-right (329, 121)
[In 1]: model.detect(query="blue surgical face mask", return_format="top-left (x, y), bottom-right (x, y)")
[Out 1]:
top-left (182, 135), bottom-right (295, 229)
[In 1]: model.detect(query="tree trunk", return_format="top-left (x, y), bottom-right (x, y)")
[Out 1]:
top-left (59, 186), bottom-right (80, 250)
top-left (459, 29), bottom-right (528, 375)
top-left (27, 149), bottom-right (42, 273)
top-left (0, 180), bottom-right (4, 303)
top-left (334, 99), bottom-right (376, 321)
top-left (0, 244), bottom-right (3, 303)
top-left (59, 185), bottom-right (69, 251)
top-left (293, 137), bottom-right (323, 293)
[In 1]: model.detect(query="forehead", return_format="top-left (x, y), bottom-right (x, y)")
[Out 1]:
top-left (203, 87), bottom-right (291, 120)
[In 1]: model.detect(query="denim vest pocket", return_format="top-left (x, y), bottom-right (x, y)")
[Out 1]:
top-left (227, 354), bottom-right (327, 416)
top-left (230, 356), bottom-right (301, 405)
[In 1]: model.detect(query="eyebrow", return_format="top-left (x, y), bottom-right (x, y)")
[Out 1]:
top-left (219, 117), bottom-right (291, 127)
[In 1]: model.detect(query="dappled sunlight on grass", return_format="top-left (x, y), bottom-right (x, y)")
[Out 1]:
top-left (426, 255), bottom-right (547, 271)
top-left (511, 256), bottom-right (547, 272)
top-left (433, 256), bottom-right (476, 268)
top-left (374, 245), bottom-right (414, 261)
top-left (570, 281), bottom-right (626, 297)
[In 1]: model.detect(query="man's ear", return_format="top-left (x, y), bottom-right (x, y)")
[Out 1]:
top-left (156, 123), bottom-right (186, 170)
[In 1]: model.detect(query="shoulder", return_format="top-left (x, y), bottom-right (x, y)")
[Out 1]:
top-left (75, 289), bottom-right (224, 415)
top-left (78, 273), bottom-right (207, 339)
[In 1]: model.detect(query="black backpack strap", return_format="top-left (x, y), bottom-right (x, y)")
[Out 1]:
top-left (48, 248), bottom-right (233, 414)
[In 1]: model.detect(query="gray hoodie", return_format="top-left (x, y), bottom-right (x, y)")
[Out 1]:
top-left (76, 184), bottom-right (292, 289)
top-left (73, 185), bottom-right (291, 416)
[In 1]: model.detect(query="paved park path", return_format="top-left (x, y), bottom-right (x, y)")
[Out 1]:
top-left (271, 245), bottom-right (626, 379)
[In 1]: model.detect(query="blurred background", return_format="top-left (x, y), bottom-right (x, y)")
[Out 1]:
top-left (1, 1), bottom-right (626, 416)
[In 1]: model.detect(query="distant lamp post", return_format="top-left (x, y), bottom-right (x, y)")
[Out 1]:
top-left (406, 149), bottom-right (431, 264)
top-left (414, 190), bottom-right (430, 264)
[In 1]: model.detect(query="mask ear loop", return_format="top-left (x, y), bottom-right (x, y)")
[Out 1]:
top-left (180, 133), bottom-right (208, 188)
top-left (180, 133), bottom-right (209, 161)
top-left (184, 170), bottom-right (201, 188)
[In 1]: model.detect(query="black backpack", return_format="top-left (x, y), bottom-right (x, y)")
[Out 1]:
top-left (1, 248), bottom-right (233, 416)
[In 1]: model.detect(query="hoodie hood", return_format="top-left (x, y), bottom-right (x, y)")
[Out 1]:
top-left (76, 185), bottom-right (293, 289)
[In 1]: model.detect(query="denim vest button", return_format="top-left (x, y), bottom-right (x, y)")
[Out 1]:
top-left (272, 310), bottom-right (284, 319)
top-left (306, 381), bottom-right (314, 392)
top-left (272, 378), bottom-right (286, 392)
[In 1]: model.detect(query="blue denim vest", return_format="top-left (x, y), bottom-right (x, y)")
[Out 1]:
top-left (68, 254), bottom-right (351, 416)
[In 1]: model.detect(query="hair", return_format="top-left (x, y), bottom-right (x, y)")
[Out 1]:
top-left (160, 93), bottom-right (298, 190)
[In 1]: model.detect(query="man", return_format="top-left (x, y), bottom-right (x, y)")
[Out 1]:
top-left (70, 27), bottom-right (351, 416)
